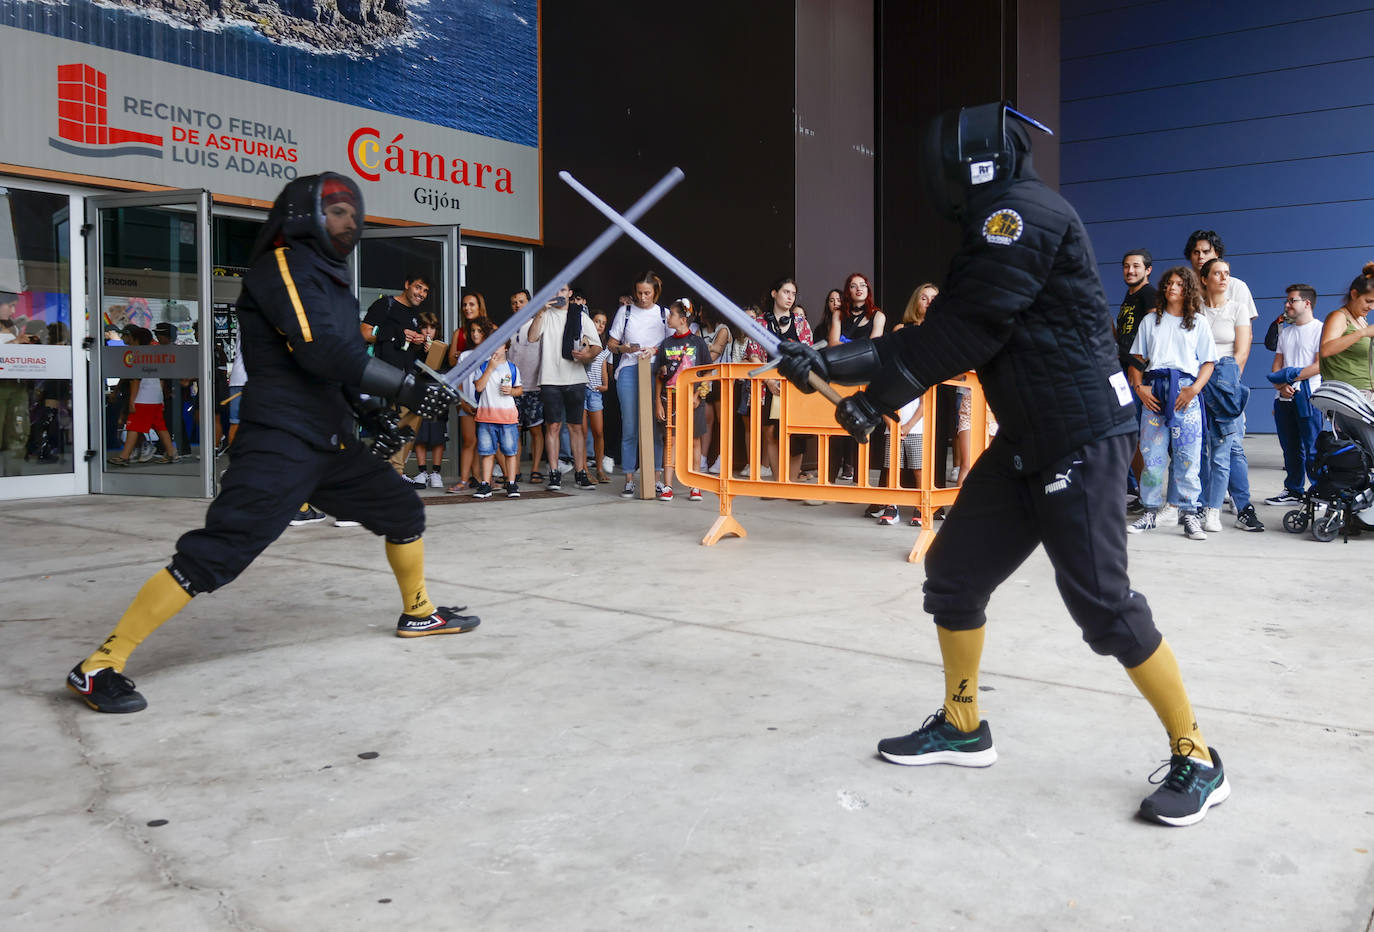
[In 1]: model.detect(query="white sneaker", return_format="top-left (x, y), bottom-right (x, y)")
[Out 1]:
top-left (333, 519), bottom-right (361, 528)
top-left (706, 458), bottom-right (721, 475)
top-left (136, 441), bottom-right (157, 463)
top-left (1201, 507), bottom-right (1222, 533)
top-left (1157, 505), bottom-right (1179, 527)
top-left (427, 472), bottom-right (444, 488)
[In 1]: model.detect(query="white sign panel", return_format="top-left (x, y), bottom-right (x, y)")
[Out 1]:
top-left (0, 25), bottom-right (540, 241)
top-left (0, 344), bottom-right (72, 380)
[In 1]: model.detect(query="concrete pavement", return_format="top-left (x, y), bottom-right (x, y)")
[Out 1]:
top-left (2, 439), bottom-right (1372, 931)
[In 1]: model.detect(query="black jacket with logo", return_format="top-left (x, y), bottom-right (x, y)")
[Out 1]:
top-left (876, 169), bottom-right (1135, 473)
top-left (236, 245), bottom-right (373, 450)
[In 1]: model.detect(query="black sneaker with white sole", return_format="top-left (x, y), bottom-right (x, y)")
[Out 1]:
top-left (1234, 504), bottom-right (1265, 532)
top-left (472, 481), bottom-right (493, 499)
top-left (877, 709), bottom-right (998, 767)
top-left (395, 606), bottom-right (480, 638)
top-left (1139, 745), bottom-right (1230, 826)
top-left (289, 506), bottom-right (329, 526)
top-left (504, 482), bottom-right (520, 498)
top-left (547, 471), bottom-right (562, 490)
top-left (1264, 489), bottom-right (1304, 506)
top-left (67, 663), bottom-right (147, 713)
top-left (575, 470), bottom-right (596, 490)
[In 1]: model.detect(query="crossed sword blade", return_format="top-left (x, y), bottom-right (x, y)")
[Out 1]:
top-left (438, 168), bottom-right (684, 394)
top-left (435, 168), bottom-right (840, 406)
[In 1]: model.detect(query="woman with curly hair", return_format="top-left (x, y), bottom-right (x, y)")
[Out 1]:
top-left (1126, 266), bottom-right (1218, 539)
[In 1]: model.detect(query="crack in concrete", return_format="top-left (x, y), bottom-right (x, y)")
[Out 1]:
top-left (9, 691), bottom-right (274, 932)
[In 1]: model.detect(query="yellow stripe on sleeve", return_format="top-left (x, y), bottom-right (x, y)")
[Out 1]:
top-left (274, 247), bottom-right (314, 343)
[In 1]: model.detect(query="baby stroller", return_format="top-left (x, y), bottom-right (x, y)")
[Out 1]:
top-left (1282, 381), bottom-right (1374, 542)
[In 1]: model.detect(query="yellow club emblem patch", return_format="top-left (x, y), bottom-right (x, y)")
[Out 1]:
top-left (982, 208), bottom-right (1024, 246)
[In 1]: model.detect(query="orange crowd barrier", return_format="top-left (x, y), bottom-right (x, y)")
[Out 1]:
top-left (665, 362), bottom-right (993, 562)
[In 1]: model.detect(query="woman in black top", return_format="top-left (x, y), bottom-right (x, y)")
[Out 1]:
top-left (827, 272), bottom-right (886, 345)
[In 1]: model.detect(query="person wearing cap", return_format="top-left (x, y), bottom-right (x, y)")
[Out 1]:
top-left (66, 173), bottom-right (480, 715)
top-left (776, 102), bottom-right (1228, 826)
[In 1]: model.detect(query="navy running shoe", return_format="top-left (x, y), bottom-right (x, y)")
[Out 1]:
top-left (877, 708), bottom-right (997, 767)
top-left (1139, 745), bottom-right (1230, 826)
top-left (67, 663), bottom-right (147, 713)
top-left (395, 606), bottom-right (481, 638)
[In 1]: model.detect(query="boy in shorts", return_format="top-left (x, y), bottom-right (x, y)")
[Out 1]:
top-left (472, 339), bottom-right (523, 498)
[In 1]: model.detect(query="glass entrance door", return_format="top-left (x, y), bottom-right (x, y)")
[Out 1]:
top-left (355, 225), bottom-right (460, 340)
top-left (87, 189), bottom-right (213, 497)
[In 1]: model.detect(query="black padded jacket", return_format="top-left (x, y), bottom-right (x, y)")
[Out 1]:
top-left (874, 170), bottom-right (1136, 474)
top-left (236, 244), bottom-right (373, 451)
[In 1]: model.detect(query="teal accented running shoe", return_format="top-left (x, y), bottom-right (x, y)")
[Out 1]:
top-left (1139, 745), bottom-right (1230, 826)
top-left (877, 708), bottom-right (998, 767)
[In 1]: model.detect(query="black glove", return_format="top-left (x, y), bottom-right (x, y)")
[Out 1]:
top-left (776, 341), bottom-right (829, 391)
top-left (396, 371), bottom-right (460, 420)
top-left (357, 356), bottom-right (460, 419)
top-left (369, 413), bottom-right (415, 461)
top-left (777, 339), bottom-right (885, 392)
top-left (836, 392), bottom-right (888, 443)
top-left (347, 393), bottom-right (414, 460)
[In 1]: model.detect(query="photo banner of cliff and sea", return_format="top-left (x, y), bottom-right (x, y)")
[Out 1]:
top-left (0, 0), bottom-right (538, 149)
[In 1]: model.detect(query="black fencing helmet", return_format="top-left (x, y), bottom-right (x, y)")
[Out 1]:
top-left (921, 102), bottom-right (1051, 221)
top-left (249, 172), bottom-right (364, 264)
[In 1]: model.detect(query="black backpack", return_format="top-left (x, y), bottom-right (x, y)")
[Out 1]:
top-left (1312, 430), bottom-right (1372, 497)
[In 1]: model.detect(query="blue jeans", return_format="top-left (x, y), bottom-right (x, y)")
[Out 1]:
top-left (616, 366), bottom-right (640, 473)
top-left (1273, 399), bottom-right (1324, 493)
top-left (1139, 387), bottom-right (1204, 513)
top-left (1202, 413), bottom-right (1251, 511)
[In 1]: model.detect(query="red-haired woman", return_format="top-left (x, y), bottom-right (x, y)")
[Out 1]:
top-left (826, 273), bottom-right (887, 345)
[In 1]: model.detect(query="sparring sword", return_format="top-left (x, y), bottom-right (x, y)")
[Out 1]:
top-left (440, 168), bottom-right (685, 392)
top-left (557, 170), bottom-right (844, 405)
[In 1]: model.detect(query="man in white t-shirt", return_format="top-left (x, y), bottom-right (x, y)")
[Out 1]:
top-left (526, 284), bottom-right (601, 491)
top-left (1265, 283), bottom-right (1326, 504)
top-left (1186, 230), bottom-right (1257, 320)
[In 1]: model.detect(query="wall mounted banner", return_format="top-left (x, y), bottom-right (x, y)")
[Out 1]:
top-left (0, 22), bottom-right (540, 241)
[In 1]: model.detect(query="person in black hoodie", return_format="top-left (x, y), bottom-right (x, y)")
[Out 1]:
top-left (66, 173), bottom-right (480, 715)
top-left (776, 103), bottom-right (1229, 827)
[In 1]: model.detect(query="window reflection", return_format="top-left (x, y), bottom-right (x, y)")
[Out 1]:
top-left (0, 187), bottom-right (73, 476)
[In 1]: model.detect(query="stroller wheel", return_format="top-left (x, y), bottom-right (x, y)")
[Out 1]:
top-left (1282, 508), bottom-right (1310, 534)
top-left (1313, 507), bottom-right (1344, 542)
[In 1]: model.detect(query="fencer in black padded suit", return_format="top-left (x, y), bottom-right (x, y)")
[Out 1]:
top-left (777, 103), bottom-right (1230, 826)
top-left (67, 173), bottom-right (479, 716)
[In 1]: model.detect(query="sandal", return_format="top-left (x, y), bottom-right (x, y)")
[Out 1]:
top-left (596, 471), bottom-right (611, 483)
top-left (530, 471), bottom-right (546, 483)
top-left (106, 455), bottom-right (131, 467)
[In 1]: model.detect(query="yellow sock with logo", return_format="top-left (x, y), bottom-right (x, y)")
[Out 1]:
top-left (938, 625), bottom-right (985, 733)
top-left (1126, 639), bottom-right (1211, 764)
top-left (81, 568), bottom-right (192, 674)
top-left (386, 538), bottom-right (436, 618)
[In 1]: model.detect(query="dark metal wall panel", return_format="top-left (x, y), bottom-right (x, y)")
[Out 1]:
top-left (537, 1), bottom-right (796, 314)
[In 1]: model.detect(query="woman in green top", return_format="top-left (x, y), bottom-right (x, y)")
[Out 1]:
top-left (1319, 262), bottom-right (1374, 397)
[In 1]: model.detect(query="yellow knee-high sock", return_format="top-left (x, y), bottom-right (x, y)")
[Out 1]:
top-left (82, 568), bottom-right (192, 674)
top-left (938, 625), bottom-right (986, 733)
top-left (1126, 639), bottom-right (1211, 764)
top-left (386, 538), bottom-right (436, 618)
